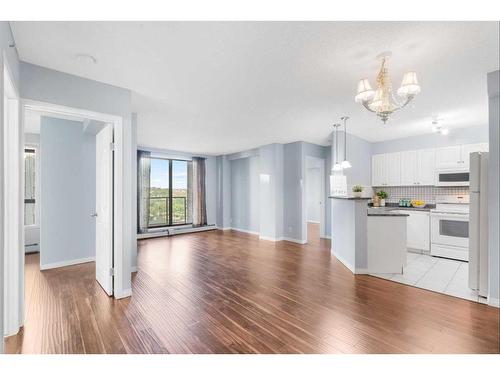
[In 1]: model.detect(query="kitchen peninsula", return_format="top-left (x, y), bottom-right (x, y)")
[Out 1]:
top-left (329, 196), bottom-right (408, 274)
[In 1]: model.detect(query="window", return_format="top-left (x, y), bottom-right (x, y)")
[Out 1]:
top-left (149, 158), bottom-right (192, 227)
top-left (24, 148), bottom-right (37, 226)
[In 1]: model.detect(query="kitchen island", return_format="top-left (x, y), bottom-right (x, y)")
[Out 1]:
top-left (330, 196), bottom-right (408, 274)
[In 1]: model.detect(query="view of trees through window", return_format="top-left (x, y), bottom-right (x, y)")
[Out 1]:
top-left (24, 148), bottom-right (36, 226)
top-left (149, 158), bottom-right (192, 227)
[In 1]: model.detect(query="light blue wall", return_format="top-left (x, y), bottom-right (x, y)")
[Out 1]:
top-left (283, 142), bottom-right (304, 241)
top-left (40, 117), bottom-right (96, 267)
top-left (371, 125), bottom-right (489, 154)
top-left (487, 70), bottom-right (499, 305)
top-left (0, 20), bottom-right (20, 354)
top-left (20, 62), bottom-right (134, 292)
top-left (216, 155), bottom-right (232, 229)
top-left (230, 156), bottom-right (260, 233)
top-left (334, 131), bottom-right (373, 187)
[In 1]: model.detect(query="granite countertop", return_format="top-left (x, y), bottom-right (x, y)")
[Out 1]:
top-left (367, 203), bottom-right (435, 212)
top-left (329, 196), bottom-right (371, 200)
top-left (367, 207), bottom-right (409, 217)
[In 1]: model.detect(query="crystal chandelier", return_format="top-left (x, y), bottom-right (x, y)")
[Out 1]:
top-left (355, 52), bottom-right (421, 124)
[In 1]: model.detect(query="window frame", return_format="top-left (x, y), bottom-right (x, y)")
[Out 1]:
top-left (147, 156), bottom-right (192, 228)
top-left (24, 145), bottom-right (40, 228)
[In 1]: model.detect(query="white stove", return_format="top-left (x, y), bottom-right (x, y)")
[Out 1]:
top-left (430, 194), bottom-right (470, 261)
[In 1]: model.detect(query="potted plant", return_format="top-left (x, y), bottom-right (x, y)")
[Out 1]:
top-left (377, 190), bottom-right (388, 207)
top-left (352, 185), bottom-right (363, 198)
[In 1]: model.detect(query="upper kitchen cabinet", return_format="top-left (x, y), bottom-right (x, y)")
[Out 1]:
top-left (417, 149), bottom-right (436, 185)
top-left (461, 143), bottom-right (489, 169)
top-left (435, 145), bottom-right (462, 169)
top-left (435, 143), bottom-right (489, 170)
top-left (372, 152), bottom-right (401, 186)
top-left (372, 153), bottom-right (387, 186)
top-left (400, 149), bottom-right (435, 186)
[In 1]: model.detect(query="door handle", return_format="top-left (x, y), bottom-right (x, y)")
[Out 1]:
top-left (91, 213), bottom-right (98, 218)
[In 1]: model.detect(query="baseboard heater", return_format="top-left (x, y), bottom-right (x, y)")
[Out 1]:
top-left (137, 224), bottom-right (217, 239)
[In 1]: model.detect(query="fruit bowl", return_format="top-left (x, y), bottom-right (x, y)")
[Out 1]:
top-left (411, 200), bottom-right (426, 208)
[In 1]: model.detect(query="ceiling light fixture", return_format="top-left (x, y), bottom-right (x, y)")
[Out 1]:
top-left (355, 51), bottom-right (421, 124)
top-left (340, 116), bottom-right (352, 169)
top-left (332, 123), bottom-right (343, 172)
top-left (432, 119), bottom-right (449, 135)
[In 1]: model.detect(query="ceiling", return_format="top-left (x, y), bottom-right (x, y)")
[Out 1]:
top-left (11, 21), bottom-right (499, 155)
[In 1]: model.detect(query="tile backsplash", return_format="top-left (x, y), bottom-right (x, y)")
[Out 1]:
top-left (373, 186), bottom-right (469, 204)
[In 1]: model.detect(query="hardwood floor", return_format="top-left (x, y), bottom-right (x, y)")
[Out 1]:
top-left (5, 224), bottom-right (500, 354)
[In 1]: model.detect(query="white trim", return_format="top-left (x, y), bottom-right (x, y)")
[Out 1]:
top-left (307, 220), bottom-right (320, 224)
top-left (488, 297), bottom-right (500, 308)
top-left (130, 266), bottom-right (138, 273)
top-left (114, 288), bottom-right (132, 299)
top-left (229, 227), bottom-right (260, 236)
top-left (40, 257), bottom-right (95, 271)
top-left (282, 237), bottom-right (307, 245)
top-left (259, 235), bottom-right (280, 242)
top-left (21, 99), bottom-right (128, 300)
top-left (332, 251), bottom-right (355, 273)
top-left (320, 235), bottom-right (332, 239)
top-left (137, 225), bottom-right (217, 239)
top-left (354, 268), bottom-right (369, 274)
top-left (216, 227), bottom-right (232, 231)
top-left (3, 60), bottom-right (22, 339)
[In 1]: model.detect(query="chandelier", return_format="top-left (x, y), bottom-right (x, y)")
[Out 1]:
top-left (355, 52), bottom-right (421, 124)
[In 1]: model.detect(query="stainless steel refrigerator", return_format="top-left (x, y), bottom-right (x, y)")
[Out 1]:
top-left (468, 151), bottom-right (489, 297)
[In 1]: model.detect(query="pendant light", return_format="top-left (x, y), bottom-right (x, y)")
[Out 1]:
top-left (332, 123), bottom-right (343, 172)
top-left (340, 116), bottom-right (352, 169)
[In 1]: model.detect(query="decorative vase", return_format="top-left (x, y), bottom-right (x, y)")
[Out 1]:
top-left (380, 198), bottom-right (386, 207)
top-left (353, 191), bottom-right (362, 198)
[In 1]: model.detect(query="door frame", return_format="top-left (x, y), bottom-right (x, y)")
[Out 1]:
top-left (304, 155), bottom-right (326, 242)
top-left (14, 99), bottom-right (128, 327)
top-left (2, 58), bottom-right (21, 338)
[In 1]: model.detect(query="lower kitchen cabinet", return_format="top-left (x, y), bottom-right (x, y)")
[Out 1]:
top-left (406, 210), bottom-right (430, 252)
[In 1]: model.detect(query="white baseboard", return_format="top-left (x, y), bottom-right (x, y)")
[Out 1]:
top-left (307, 220), bottom-right (320, 224)
top-left (40, 256), bottom-right (95, 270)
top-left (217, 227), bottom-right (232, 231)
top-left (282, 237), bottom-right (307, 245)
top-left (114, 288), bottom-right (132, 299)
top-left (320, 235), bottom-right (331, 239)
top-left (229, 227), bottom-right (260, 236)
top-left (131, 266), bottom-right (138, 273)
top-left (331, 251), bottom-right (355, 273)
top-left (488, 297), bottom-right (500, 308)
top-left (259, 235), bottom-right (279, 242)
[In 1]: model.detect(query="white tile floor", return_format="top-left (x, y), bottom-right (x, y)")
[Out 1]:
top-left (372, 252), bottom-right (488, 303)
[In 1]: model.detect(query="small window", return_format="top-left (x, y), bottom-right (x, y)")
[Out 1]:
top-left (24, 148), bottom-right (37, 226)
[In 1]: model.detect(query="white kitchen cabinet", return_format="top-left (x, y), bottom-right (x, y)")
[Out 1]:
top-left (417, 149), bottom-right (435, 185)
top-left (406, 211), bottom-right (430, 252)
top-left (435, 143), bottom-right (489, 170)
top-left (372, 152), bottom-right (400, 186)
top-left (398, 149), bottom-right (435, 186)
top-left (461, 143), bottom-right (489, 169)
top-left (400, 151), bottom-right (417, 186)
top-left (372, 154), bottom-right (387, 186)
top-left (435, 145), bottom-right (462, 169)
top-left (386, 152), bottom-right (401, 186)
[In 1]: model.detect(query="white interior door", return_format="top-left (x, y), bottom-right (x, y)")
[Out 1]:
top-left (95, 125), bottom-right (113, 296)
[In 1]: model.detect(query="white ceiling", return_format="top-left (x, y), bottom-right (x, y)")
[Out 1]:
top-left (11, 21), bottom-right (499, 155)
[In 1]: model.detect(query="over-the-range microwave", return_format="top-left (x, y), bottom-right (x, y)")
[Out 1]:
top-left (435, 169), bottom-right (470, 186)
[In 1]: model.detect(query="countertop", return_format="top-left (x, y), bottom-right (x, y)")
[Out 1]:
top-left (367, 207), bottom-right (409, 217)
top-left (329, 196), bottom-right (371, 200)
top-left (368, 203), bottom-right (435, 212)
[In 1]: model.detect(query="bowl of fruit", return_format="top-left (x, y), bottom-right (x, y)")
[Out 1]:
top-left (411, 200), bottom-right (426, 208)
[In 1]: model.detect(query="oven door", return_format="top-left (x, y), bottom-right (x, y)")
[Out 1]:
top-left (431, 212), bottom-right (469, 248)
top-left (435, 169), bottom-right (470, 186)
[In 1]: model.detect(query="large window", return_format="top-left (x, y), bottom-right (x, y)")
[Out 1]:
top-left (149, 158), bottom-right (192, 227)
top-left (24, 148), bottom-right (37, 226)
